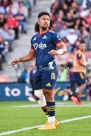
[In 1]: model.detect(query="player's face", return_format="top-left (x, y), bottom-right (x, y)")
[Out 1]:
top-left (38, 15), bottom-right (50, 30)
top-left (79, 43), bottom-right (86, 51)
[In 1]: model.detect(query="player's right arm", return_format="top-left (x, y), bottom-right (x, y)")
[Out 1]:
top-left (11, 48), bottom-right (35, 67)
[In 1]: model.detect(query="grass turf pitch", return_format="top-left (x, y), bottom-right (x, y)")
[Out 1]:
top-left (0, 101), bottom-right (91, 136)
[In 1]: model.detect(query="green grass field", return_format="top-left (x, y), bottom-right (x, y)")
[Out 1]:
top-left (0, 101), bottom-right (91, 136)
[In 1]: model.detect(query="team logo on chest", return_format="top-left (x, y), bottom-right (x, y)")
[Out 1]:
top-left (42, 35), bottom-right (47, 39)
top-left (33, 37), bottom-right (36, 41)
top-left (33, 42), bottom-right (47, 50)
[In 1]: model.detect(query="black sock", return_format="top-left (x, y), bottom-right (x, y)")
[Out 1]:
top-left (47, 102), bottom-right (55, 117)
top-left (42, 108), bottom-right (48, 116)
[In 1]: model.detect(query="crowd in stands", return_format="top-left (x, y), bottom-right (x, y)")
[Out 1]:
top-left (50, 0), bottom-right (91, 53)
top-left (0, 0), bottom-right (31, 70)
top-left (49, 0), bottom-right (91, 82)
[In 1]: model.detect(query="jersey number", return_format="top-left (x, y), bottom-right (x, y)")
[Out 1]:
top-left (51, 72), bottom-right (55, 79)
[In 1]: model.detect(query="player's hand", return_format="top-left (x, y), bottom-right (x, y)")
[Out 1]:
top-left (48, 50), bottom-right (59, 56)
top-left (11, 59), bottom-right (20, 67)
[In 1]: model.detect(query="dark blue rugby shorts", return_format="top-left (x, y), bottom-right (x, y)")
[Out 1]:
top-left (74, 72), bottom-right (87, 86)
top-left (34, 69), bottom-right (58, 90)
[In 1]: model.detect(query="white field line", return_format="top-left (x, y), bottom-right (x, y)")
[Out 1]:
top-left (10, 104), bottom-right (91, 108)
top-left (0, 115), bottom-right (91, 136)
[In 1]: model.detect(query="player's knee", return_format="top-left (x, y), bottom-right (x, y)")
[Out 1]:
top-left (34, 89), bottom-right (43, 100)
top-left (34, 90), bottom-right (46, 107)
top-left (43, 89), bottom-right (54, 102)
top-left (38, 98), bottom-right (46, 107)
top-left (35, 96), bottom-right (39, 101)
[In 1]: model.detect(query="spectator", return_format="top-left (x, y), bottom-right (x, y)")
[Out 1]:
top-left (86, 0), bottom-right (91, 8)
top-left (18, 1), bottom-right (28, 20)
top-left (69, 9), bottom-right (75, 17)
top-left (13, 0), bottom-right (19, 10)
top-left (50, 3), bottom-right (57, 22)
top-left (75, 35), bottom-right (84, 50)
top-left (71, 1), bottom-right (78, 15)
top-left (50, 0), bottom-right (62, 17)
top-left (62, 37), bottom-right (69, 50)
top-left (57, 64), bottom-right (68, 82)
top-left (62, 3), bottom-right (69, 16)
top-left (15, 8), bottom-right (27, 33)
top-left (6, 2), bottom-right (18, 16)
top-left (0, 36), bottom-right (9, 62)
top-left (75, 0), bottom-right (83, 6)
top-left (75, 17), bottom-right (89, 31)
top-left (65, 0), bottom-right (74, 8)
top-left (77, 6), bottom-right (89, 18)
top-left (1, 0), bottom-right (11, 9)
top-left (0, 5), bottom-right (5, 14)
top-left (57, 9), bottom-right (64, 19)
top-left (85, 11), bottom-right (91, 26)
top-left (0, 24), bottom-right (15, 51)
top-left (6, 13), bottom-right (19, 39)
top-left (74, 24), bottom-right (81, 36)
top-left (63, 12), bottom-right (75, 28)
top-left (23, 0), bottom-right (31, 17)
top-left (0, 13), bottom-right (6, 28)
top-left (80, 26), bottom-right (89, 39)
top-left (66, 29), bottom-right (78, 47)
top-left (54, 17), bottom-right (64, 32)
top-left (59, 23), bottom-right (70, 39)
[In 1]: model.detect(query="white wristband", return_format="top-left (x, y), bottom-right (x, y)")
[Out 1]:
top-left (57, 49), bottom-right (64, 55)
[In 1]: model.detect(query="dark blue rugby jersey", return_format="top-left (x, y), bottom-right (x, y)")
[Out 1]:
top-left (31, 30), bottom-right (62, 68)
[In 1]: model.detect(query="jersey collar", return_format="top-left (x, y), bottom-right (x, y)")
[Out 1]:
top-left (38, 29), bottom-right (49, 37)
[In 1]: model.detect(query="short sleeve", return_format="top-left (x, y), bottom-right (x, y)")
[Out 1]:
top-left (77, 52), bottom-right (82, 60)
top-left (51, 32), bottom-right (62, 45)
top-left (30, 38), bottom-right (34, 49)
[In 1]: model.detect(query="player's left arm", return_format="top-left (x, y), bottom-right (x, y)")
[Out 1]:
top-left (48, 41), bottom-right (67, 56)
top-left (48, 33), bottom-right (67, 56)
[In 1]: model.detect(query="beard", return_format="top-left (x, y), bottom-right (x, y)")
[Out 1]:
top-left (41, 26), bottom-right (48, 30)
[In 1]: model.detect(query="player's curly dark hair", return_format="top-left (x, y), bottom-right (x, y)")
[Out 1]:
top-left (35, 22), bottom-right (39, 32)
top-left (35, 12), bottom-right (50, 32)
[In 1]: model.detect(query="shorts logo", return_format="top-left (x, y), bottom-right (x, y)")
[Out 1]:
top-left (33, 42), bottom-right (47, 50)
top-left (46, 83), bottom-right (51, 87)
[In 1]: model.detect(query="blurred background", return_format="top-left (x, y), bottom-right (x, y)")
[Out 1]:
top-left (0, 0), bottom-right (91, 101)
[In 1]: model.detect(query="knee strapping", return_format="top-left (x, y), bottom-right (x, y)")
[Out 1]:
top-left (34, 90), bottom-right (46, 107)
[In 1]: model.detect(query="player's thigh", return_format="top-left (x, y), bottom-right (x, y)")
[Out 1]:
top-left (43, 88), bottom-right (55, 101)
top-left (34, 71), bottom-right (42, 90)
top-left (41, 70), bottom-right (58, 90)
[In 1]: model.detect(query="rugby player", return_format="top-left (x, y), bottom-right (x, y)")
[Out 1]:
top-left (72, 42), bottom-right (89, 104)
top-left (11, 12), bottom-right (67, 130)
